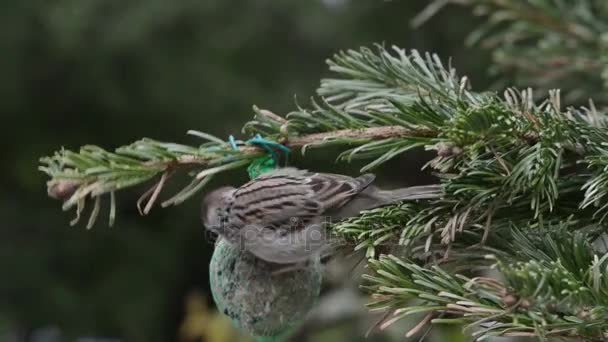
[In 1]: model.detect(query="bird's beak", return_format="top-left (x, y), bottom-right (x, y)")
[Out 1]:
top-left (206, 224), bottom-right (221, 234)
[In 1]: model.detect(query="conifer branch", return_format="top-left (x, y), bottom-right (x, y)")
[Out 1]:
top-left (363, 228), bottom-right (608, 341)
top-left (39, 44), bottom-right (608, 340)
top-left (434, 0), bottom-right (608, 105)
top-left (39, 122), bottom-right (431, 228)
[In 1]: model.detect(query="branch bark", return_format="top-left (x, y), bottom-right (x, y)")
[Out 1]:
top-left (286, 126), bottom-right (435, 146)
top-left (174, 125), bottom-right (434, 165)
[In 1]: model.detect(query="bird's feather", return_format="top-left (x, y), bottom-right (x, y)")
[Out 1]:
top-left (226, 168), bottom-right (374, 231)
top-left (202, 167), bottom-right (443, 264)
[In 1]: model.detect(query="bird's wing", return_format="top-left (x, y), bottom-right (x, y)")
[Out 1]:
top-left (227, 168), bottom-right (375, 230)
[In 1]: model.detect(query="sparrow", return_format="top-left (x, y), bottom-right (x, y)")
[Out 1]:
top-left (201, 167), bottom-right (442, 264)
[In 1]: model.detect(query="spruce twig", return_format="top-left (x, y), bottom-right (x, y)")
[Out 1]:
top-left (39, 45), bottom-right (608, 340)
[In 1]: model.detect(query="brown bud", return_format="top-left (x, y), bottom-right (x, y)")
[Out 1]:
top-left (47, 180), bottom-right (80, 200)
top-left (577, 307), bottom-right (592, 320)
top-left (502, 293), bottom-right (518, 307)
top-left (522, 132), bottom-right (539, 145)
top-left (436, 143), bottom-right (453, 157)
top-left (436, 143), bottom-right (463, 157)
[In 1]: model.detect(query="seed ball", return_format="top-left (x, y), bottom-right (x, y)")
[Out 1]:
top-left (209, 238), bottom-right (322, 337)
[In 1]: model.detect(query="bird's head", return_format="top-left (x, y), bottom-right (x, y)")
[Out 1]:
top-left (201, 186), bottom-right (235, 233)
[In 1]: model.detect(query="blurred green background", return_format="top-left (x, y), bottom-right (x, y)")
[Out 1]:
top-left (1, 1), bottom-right (494, 341)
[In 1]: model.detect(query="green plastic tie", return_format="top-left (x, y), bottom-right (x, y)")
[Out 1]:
top-left (247, 155), bottom-right (277, 179)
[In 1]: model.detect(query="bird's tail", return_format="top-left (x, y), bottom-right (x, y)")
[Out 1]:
top-left (378, 184), bottom-right (443, 203)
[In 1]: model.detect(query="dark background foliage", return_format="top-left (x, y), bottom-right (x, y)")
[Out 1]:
top-left (1, 1), bottom-right (492, 341)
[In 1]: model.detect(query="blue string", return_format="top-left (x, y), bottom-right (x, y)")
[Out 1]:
top-left (249, 134), bottom-right (289, 165)
top-left (226, 134), bottom-right (289, 166)
top-left (223, 134), bottom-right (289, 168)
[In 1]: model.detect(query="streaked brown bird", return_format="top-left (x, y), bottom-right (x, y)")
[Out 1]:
top-left (202, 168), bottom-right (441, 264)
